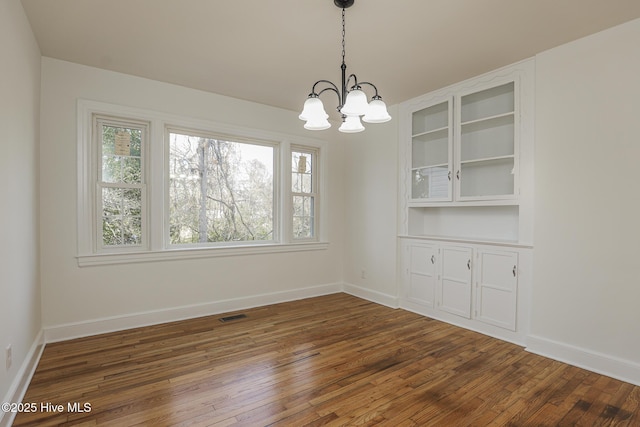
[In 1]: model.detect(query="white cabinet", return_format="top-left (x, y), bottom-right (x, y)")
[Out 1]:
top-left (440, 246), bottom-right (473, 318)
top-left (404, 77), bottom-right (519, 204)
top-left (475, 249), bottom-right (518, 331)
top-left (401, 237), bottom-right (529, 344)
top-left (406, 243), bottom-right (437, 307)
top-left (399, 60), bottom-right (534, 345)
top-left (398, 59), bottom-right (534, 245)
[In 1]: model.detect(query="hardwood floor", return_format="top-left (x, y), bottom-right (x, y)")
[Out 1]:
top-left (13, 294), bottom-right (640, 426)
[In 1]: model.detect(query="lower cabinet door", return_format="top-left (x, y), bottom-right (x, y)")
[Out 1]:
top-left (439, 246), bottom-right (472, 318)
top-left (407, 243), bottom-right (437, 307)
top-left (476, 250), bottom-right (518, 331)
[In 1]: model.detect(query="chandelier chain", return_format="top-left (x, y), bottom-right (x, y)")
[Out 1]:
top-left (341, 8), bottom-right (346, 65)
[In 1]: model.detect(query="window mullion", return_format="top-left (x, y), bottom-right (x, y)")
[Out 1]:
top-left (149, 119), bottom-right (164, 251)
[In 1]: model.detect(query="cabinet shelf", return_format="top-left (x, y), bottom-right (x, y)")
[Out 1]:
top-left (412, 126), bottom-right (449, 139)
top-left (399, 234), bottom-right (530, 248)
top-left (461, 111), bottom-right (514, 129)
top-left (461, 82), bottom-right (515, 123)
top-left (459, 154), bottom-right (515, 166)
top-left (408, 199), bottom-right (518, 207)
top-left (412, 163), bottom-right (448, 171)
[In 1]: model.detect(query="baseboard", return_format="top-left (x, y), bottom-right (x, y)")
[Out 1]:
top-left (44, 283), bottom-right (343, 343)
top-left (0, 330), bottom-right (45, 427)
top-left (343, 283), bottom-right (399, 309)
top-left (526, 334), bottom-right (640, 386)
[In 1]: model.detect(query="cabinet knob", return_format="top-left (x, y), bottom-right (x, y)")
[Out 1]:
top-left (456, 170), bottom-right (460, 180)
top-left (431, 255), bottom-right (435, 264)
top-left (447, 171), bottom-right (452, 181)
top-left (513, 266), bottom-right (517, 277)
top-left (467, 260), bottom-right (471, 270)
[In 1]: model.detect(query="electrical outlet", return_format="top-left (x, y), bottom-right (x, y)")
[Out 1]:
top-left (5, 345), bottom-right (12, 371)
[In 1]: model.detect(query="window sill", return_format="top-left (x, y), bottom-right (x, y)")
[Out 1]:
top-left (77, 242), bottom-right (330, 267)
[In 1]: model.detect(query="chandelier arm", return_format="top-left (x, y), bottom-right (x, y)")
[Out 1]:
top-left (358, 81), bottom-right (381, 98)
top-left (312, 79), bottom-right (341, 96)
top-left (317, 86), bottom-right (342, 107)
top-left (345, 73), bottom-right (359, 90)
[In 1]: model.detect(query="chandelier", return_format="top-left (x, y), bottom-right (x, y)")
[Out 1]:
top-left (299, 0), bottom-right (391, 133)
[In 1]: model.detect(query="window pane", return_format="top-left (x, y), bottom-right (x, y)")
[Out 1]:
top-left (293, 195), bottom-right (313, 217)
top-left (123, 188), bottom-right (142, 216)
top-left (292, 151), bottom-right (313, 193)
top-left (101, 125), bottom-right (142, 184)
top-left (102, 187), bottom-right (142, 247)
top-left (102, 155), bottom-right (120, 183)
top-left (122, 157), bottom-right (142, 184)
top-left (169, 132), bottom-right (274, 244)
top-left (102, 187), bottom-right (122, 215)
top-left (293, 195), bottom-right (314, 239)
top-left (102, 216), bottom-right (123, 246)
top-left (129, 130), bottom-right (142, 157)
top-left (122, 217), bottom-right (142, 245)
top-left (293, 216), bottom-right (314, 239)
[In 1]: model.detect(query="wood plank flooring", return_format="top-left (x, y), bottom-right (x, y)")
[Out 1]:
top-left (13, 294), bottom-right (640, 426)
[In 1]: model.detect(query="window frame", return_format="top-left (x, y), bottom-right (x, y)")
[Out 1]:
top-left (77, 100), bottom-right (328, 266)
top-left (290, 146), bottom-right (319, 242)
top-left (94, 115), bottom-right (150, 253)
top-left (165, 126), bottom-right (280, 248)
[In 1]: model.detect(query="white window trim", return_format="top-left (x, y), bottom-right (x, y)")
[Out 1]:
top-left (77, 99), bottom-right (329, 267)
top-left (290, 145), bottom-right (320, 242)
top-left (93, 115), bottom-right (150, 253)
top-left (164, 126), bottom-right (281, 248)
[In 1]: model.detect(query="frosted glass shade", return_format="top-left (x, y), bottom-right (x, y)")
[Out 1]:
top-left (363, 99), bottom-right (392, 123)
top-left (340, 89), bottom-right (369, 116)
top-left (338, 115), bottom-right (365, 133)
top-left (304, 117), bottom-right (331, 130)
top-left (299, 97), bottom-right (328, 121)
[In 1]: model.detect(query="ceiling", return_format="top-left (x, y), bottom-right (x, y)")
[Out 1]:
top-left (20, 0), bottom-right (640, 113)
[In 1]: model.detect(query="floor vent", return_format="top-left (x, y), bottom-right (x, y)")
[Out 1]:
top-left (219, 314), bottom-right (247, 323)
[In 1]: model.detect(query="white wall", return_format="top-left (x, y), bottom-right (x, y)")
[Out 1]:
top-left (342, 109), bottom-right (399, 305)
top-left (39, 58), bottom-right (345, 334)
top-left (0, 0), bottom-right (42, 412)
top-left (532, 19), bottom-right (640, 374)
top-left (7, 2), bottom-right (640, 405)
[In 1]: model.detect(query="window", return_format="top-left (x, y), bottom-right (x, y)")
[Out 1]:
top-left (168, 129), bottom-right (275, 246)
top-left (77, 100), bottom-right (327, 266)
top-left (291, 148), bottom-right (317, 240)
top-left (95, 115), bottom-right (148, 252)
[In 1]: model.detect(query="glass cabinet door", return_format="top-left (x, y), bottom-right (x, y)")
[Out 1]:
top-left (456, 82), bottom-right (516, 200)
top-left (410, 100), bottom-right (452, 201)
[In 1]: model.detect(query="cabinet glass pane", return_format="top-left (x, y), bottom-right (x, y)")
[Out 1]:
top-left (461, 115), bottom-right (514, 162)
top-left (412, 167), bottom-right (449, 199)
top-left (459, 158), bottom-right (514, 198)
top-left (412, 129), bottom-right (448, 168)
top-left (461, 82), bottom-right (514, 123)
top-left (412, 101), bottom-right (448, 135)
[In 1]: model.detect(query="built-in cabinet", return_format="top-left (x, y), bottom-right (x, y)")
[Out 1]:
top-left (399, 59), bottom-right (534, 345)
top-left (410, 81), bottom-right (517, 203)
top-left (400, 58), bottom-right (534, 244)
top-left (401, 238), bottom-right (528, 343)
